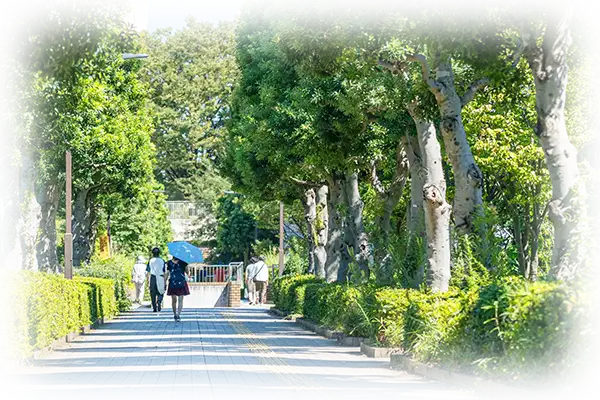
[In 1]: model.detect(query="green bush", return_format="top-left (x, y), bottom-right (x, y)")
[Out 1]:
top-left (75, 254), bottom-right (133, 311)
top-left (16, 271), bottom-right (90, 353)
top-left (75, 276), bottom-right (118, 322)
top-left (272, 272), bottom-right (581, 382)
top-left (0, 269), bottom-right (32, 361)
top-left (271, 274), bottom-right (322, 313)
top-left (10, 270), bottom-right (125, 361)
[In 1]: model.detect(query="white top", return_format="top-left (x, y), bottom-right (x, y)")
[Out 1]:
top-left (132, 262), bottom-right (147, 283)
top-left (252, 261), bottom-right (268, 282)
top-left (147, 257), bottom-right (165, 276)
top-left (246, 262), bottom-right (256, 281)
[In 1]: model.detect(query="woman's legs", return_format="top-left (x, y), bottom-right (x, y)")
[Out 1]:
top-left (177, 296), bottom-right (184, 317)
top-left (171, 295), bottom-right (177, 315)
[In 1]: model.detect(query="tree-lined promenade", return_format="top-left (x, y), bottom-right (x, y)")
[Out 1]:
top-left (3, 0), bottom-right (598, 392)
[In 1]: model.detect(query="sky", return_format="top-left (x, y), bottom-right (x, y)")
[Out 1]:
top-left (148, 0), bottom-right (243, 31)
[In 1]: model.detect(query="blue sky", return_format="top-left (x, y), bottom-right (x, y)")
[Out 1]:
top-left (148, 0), bottom-right (243, 31)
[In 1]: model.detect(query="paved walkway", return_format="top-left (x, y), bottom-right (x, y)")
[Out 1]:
top-left (12, 304), bottom-right (478, 400)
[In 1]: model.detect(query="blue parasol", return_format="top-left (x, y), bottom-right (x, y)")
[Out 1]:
top-left (167, 241), bottom-right (204, 264)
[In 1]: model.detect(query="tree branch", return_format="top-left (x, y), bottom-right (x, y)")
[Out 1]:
top-left (521, 26), bottom-right (546, 81)
top-left (369, 159), bottom-right (386, 196)
top-left (461, 78), bottom-right (490, 107)
top-left (289, 177), bottom-right (326, 188)
top-left (406, 54), bottom-right (440, 92)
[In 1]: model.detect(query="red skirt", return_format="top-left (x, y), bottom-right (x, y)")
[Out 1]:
top-left (167, 282), bottom-right (190, 296)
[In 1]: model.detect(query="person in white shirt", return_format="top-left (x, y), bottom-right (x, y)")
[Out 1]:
top-left (146, 247), bottom-right (166, 312)
top-left (245, 257), bottom-right (258, 305)
top-left (252, 256), bottom-right (269, 305)
top-left (132, 256), bottom-right (147, 303)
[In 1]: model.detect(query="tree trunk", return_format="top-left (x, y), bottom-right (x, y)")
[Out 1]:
top-left (315, 185), bottom-right (328, 279)
top-left (410, 109), bottom-right (451, 292)
top-left (404, 134), bottom-right (426, 288)
top-left (72, 188), bottom-right (97, 266)
top-left (325, 173), bottom-right (344, 283)
top-left (381, 142), bottom-right (409, 238)
top-left (0, 168), bottom-right (25, 271)
top-left (302, 188), bottom-right (317, 275)
top-left (434, 61), bottom-right (483, 234)
top-left (342, 172), bottom-right (369, 281)
top-left (18, 151), bottom-right (41, 271)
top-left (522, 11), bottom-right (584, 280)
top-left (35, 176), bottom-right (61, 273)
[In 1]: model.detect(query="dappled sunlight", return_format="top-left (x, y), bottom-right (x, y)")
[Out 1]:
top-left (12, 307), bottom-right (478, 400)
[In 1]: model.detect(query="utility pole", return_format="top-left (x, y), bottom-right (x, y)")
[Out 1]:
top-left (279, 201), bottom-right (284, 276)
top-left (64, 151), bottom-right (73, 279)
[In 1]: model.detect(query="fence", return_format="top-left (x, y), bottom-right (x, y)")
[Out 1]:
top-left (187, 262), bottom-right (244, 284)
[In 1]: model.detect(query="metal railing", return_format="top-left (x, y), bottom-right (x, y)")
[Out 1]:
top-left (187, 262), bottom-right (244, 284)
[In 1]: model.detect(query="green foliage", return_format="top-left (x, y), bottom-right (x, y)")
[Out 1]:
top-left (215, 194), bottom-right (256, 262)
top-left (273, 273), bottom-right (582, 381)
top-left (284, 237), bottom-right (309, 276)
top-left (10, 269), bottom-right (124, 360)
top-left (75, 254), bottom-right (133, 311)
top-left (0, 0), bottom-right (131, 78)
top-left (270, 274), bottom-right (322, 314)
top-left (0, 268), bottom-right (32, 361)
top-left (142, 20), bottom-right (238, 221)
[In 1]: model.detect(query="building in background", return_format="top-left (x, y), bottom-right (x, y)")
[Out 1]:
top-left (125, 0), bottom-right (148, 31)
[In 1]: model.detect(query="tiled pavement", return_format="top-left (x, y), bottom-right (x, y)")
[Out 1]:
top-left (11, 304), bottom-right (479, 400)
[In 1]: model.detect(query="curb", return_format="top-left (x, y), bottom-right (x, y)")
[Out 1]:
top-left (360, 341), bottom-right (401, 358)
top-left (390, 353), bottom-right (534, 397)
top-left (270, 308), bottom-right (365, 346)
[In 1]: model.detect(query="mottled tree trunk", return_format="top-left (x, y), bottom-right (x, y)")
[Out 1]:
top-left (302, 188), bottom-right (317, 275)
top-left (315, 185), bottom-right (328, 279)
top-left (35, 176), bottom-right (61, 273)
top-left (404, 134), bottom-right (426, 288)
top-left (410, 109), bottom-right (451, 292)
top-left (408, 55), bottom-right (484, 234)
top-left (341, 172), bottom-right (369, 282)
top-left (325, 174), bottom-right (344, 282)
top-left (523, 11), bottom-right (584, 280)
top-left (0, 168), bottom-right (25, 271)
top-left (73, 188), bottom-right (97, 266)
top-left (18, 151), bottom-right (41, 270)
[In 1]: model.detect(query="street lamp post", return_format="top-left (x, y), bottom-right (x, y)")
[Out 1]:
top-left (64, 151), bottom-right (73, 279)
top-left (64, 52), bottom-right (148, 279)
top-left (279, 201), bottom-right (284, 276)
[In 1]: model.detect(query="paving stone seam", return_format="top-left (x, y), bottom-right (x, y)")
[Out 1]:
top-left (221, 311), bottom-right (323, 390)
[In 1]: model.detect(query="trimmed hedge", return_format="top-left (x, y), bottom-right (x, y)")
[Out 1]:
top-left (10, 270), bottom-right (123, 360)
top-left (271, 274), bottom-right (582, 381)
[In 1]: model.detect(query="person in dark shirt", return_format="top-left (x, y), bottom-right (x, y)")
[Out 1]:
top-left (165, 257), bottom-right (190, 321)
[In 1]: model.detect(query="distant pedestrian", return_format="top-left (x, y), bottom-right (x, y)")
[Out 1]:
top-left (253, 256), bottom-right (269, 305)
top-left (146, 247), bottom-right (166, 312)
top-left (245, 257), bottom-right (258, 305)
top-left (166, 257), bottom-right (190, 321)
top-left (132, 256), bottom-right (147, 303)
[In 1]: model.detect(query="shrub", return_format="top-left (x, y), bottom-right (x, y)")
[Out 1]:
top-left (19, 271), bottom-right (81, 349)
top-left (10, 270), bottom-right (125, 361)
top-left (75, 276), bottom-right (118, 322)
top-left (270, 272), bottom-right (580, 382)
top-left (0, 269), bottom-right (32, 361)
top-left (271, 274), bottom-right (322, 313)
top-left (75, 254), bottom-right (133, 311)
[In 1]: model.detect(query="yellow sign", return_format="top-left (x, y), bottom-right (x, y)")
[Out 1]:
top-left (98, 235), bottom-right (109, 259)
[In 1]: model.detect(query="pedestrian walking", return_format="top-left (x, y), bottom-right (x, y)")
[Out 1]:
top-left (252, 256), bottom-right (269, 305)
top-left (146, 247), bottom-right (166, 312)
top-left (245, 257), bottom-right (258, 305)
top-left (132, 256), bottom-right (147, 303)
top-left (166, 256), bottom-right (190, 321)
